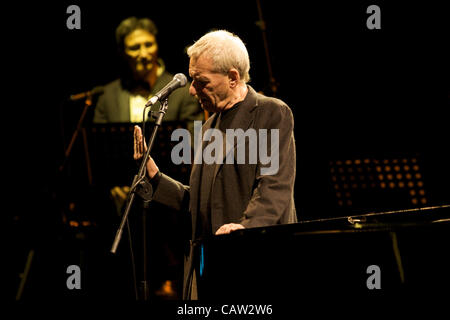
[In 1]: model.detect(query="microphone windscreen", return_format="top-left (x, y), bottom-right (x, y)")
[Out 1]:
top-left (174, 73), bottom-right (187, 87)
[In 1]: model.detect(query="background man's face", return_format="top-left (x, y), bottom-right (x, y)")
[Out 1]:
top-left (124, 29), bottom-right (158, 79)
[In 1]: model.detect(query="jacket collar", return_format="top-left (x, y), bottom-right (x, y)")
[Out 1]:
top-left (204, 85), bottom-right (259, 131)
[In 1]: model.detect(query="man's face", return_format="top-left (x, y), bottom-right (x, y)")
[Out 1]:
top-left (124, 29), bottom-right (158, 79)
top-left (189, 54), bottom-right (232, 113)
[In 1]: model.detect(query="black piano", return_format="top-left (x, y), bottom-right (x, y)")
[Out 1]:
top-left (197, 205), bottom-right (450, 301)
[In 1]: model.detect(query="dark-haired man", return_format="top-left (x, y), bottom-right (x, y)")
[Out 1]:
top-left (93, 16), bottom-right (203, 128)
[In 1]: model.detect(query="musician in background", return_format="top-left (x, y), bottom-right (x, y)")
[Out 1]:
top-left (93, 17), bottom-right (203, 299)
top-left (93, 16), bottom-right (203, 129)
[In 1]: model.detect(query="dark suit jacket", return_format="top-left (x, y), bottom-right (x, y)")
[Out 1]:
top-left (151, 86), bottom-right (297, 299)
top-left (93, 71), bottom-right (203, 132)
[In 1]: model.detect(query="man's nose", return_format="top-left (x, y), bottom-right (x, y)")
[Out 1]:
top-left (138, 45), bottom-right (150, 59)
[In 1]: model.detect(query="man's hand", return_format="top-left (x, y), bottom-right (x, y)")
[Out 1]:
top-left (215, 223), bottom-right (245, 235)
top-left (134, 125), bottom-right (159, 178)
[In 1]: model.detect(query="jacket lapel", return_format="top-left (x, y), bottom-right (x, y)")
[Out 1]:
top-left (189, 113), bottom-right (217, 240)
top-left (117, 85), bottom-right (131, 122)
top-left (211, 86), bottom-right (259, 183)
top-left (189, 86), bottom-right (259, 238)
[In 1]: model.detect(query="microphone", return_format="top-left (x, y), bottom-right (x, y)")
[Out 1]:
top-left (69, 86), bottom-right (104, 101)
top-left (145, 73), bottom-right (187, 107)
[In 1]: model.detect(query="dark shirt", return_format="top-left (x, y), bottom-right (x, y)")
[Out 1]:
top-left (150, 101), bottom-right (243, 239)
top-left (217, 102), bottom-right (240, 132)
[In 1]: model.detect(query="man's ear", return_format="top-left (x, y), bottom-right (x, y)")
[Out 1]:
top-left (227, 68), bottom-right (241, 88)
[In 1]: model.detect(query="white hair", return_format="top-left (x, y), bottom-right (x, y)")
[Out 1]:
top-left (187, 30), bottom-right (250, 83)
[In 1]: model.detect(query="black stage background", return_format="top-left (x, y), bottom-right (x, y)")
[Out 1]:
top-left (5, 0), bottom-right (449, 312)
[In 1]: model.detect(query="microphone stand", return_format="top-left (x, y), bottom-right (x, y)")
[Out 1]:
top-left (59, 93), bottom-right (93, 185)
top-left (255, 0), bottom-right (279, 96)
top-left (110, 98), bottom-right (169, 300)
